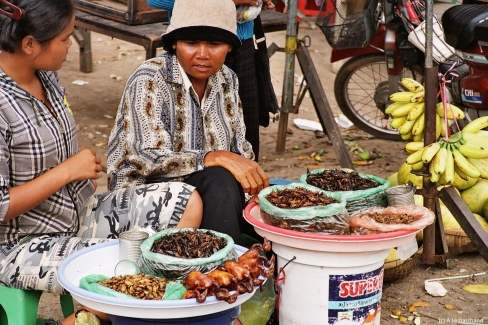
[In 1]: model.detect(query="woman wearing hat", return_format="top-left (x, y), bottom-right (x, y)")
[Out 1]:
top-left (146, 0), bottom-right (276, 161)
top-left (107, 0), bottom-right (270, 246)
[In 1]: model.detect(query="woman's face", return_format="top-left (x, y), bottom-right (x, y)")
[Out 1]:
top-left (33, 15), bottom-right (74, 71)
top-left (175, 40), bottom-right (232, 84)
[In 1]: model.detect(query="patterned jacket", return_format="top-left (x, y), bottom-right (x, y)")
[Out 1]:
top-left (107, 53), bottom-right (254, 190)
top-left (0, 69), bottom-right (94, 246)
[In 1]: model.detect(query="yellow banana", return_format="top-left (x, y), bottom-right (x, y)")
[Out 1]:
top-left (385, 101), bottom-right (409, 115)
top-left (439, 116), bottom-right (453, 137)
top-left (410, 91), bottom-right (425, 103)
top-left (421, 142), bottom-right (441, 164)
top-left (400, 131), bottom-right (413, 140)
top-left (457, 144), bottom-right (488, 159)
top-left (461, 132), bottom-right (488, 149)
top-left (466, 157), bottom-right (488, 179)
top-left (411, 113), bottom-right (425, 136)
top-left (391, 102), bottom-right (417, 118)
top-left (429, 161), bottom-right (440, 183)
top-left (436, 113), bottom-right (442, 139)
top-left (431, 143), bottom-right (448, 175)
top-left (400, 78), bottom-right (424, 93)
top-left (414, 133), bottom-right (424, 142)
top-left (475, 129), bottom-right (488, 138)
top-left (407, 102), bottom-right (425, 121)
top-left (405, 141), bottom-right (425, 153)
top-left (461, 116), bottom-right (488, 134)
top-left (389, 91), bottom-right (416, 103)
top-left (399, 118), bottom-right (416, 135)
top-left (452, 147), bottom-right (481, 178)
top-left (391, 115), bottom-right (408, 129)
top-left (411, 161), bottom-right (424, 170)
top-left (406, 147), bottom-right (425, 165)
top-left (436, 102), bottom-right (465, 120)
top-left (442, 145), bottom-right (455, 184)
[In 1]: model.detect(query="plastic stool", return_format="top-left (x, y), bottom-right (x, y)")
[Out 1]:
top-left (0, 285), bottom-right (74, 325)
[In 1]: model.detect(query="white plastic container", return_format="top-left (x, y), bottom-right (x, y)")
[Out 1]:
top-left (273, 242), bottom-right (385, 325)
top-left (244, 202), bottom-right (425, 325)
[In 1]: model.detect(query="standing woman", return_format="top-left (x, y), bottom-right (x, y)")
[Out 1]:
top-left (146, 0), bottom-right (276, 160)
top-left (0, 0), bottom-right (202, 323)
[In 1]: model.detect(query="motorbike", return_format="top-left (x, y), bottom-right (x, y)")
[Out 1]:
top-left (317, 0), bottom-right (488, 141)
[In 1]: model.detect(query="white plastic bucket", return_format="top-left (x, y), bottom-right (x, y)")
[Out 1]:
top-left (273, 242), bottom-right (388, 325)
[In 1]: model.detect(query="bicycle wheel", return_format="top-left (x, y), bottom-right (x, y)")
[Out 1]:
top-left (334, 54), bottom-right (424, 141)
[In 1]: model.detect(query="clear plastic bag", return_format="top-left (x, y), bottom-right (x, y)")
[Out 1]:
top-left (236, 0), bottom-right (262, 23)
top-left (257, 183), bottom-right (350, 234)
top-left (349, 205), bottom-right (435, 232)
top-left (238, 276), bottom-right (277, 325)
top-left (79, 274), bottom-right (187, 300)
top-left (300, 168), bottom-right (390, 214)
top-left (138, 228), bottom-right (235, 280)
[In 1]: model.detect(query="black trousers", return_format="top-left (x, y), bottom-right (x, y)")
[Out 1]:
top-left (184, 166), bottom-right (260, 247)
top-left (225, 39), bottom-right (260, 161)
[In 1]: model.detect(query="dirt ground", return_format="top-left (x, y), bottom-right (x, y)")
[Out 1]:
top-left (36, 1), bottom-right (488, 324)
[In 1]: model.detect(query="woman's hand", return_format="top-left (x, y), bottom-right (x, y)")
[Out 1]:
top-left (262, 0), bottom-right (275, 10)
top-left (204, 151), bottom-right (269, 196)
top-left (60, 149), bottom-right (103, 183)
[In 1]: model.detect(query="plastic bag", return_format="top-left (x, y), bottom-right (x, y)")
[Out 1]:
top-left (236, 0), bottom-right (262, 23)
top-left (257, 183), bottom-right (350, 234)
top-left (79, 274), bottom-right (187, 300)
top-left (349, 205), bottom-right (435, 232)
top-left (75, 311), bottom-right (100, 325)
top-left (138, 228), bottom-right (235, 280)
top-left (238, 276), bottom-right (277, 325)
top-left (300, 168), bottom-right (390, 213)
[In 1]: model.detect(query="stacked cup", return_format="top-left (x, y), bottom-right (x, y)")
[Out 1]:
top-left (119, 230), bottom-right (149, 264)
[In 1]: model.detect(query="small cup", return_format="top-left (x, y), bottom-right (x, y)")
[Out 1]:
top-left (385, 185), bottom-right (416, 207)
top-left (119, 230), bottom-right (149, 265)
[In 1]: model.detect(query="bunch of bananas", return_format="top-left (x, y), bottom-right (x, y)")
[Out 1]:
top-left (404, 116), bottom-right (488, 184)
top-left (385, 78), bottom-right (464, 141)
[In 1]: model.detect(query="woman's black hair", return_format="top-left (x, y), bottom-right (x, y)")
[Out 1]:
top-left (0, 0), bottom-right (75, 53)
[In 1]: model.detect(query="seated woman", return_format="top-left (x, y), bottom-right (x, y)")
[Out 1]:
top-left (107, 0), bottom-right (269, 247)
top-left (0, 0), bottom-right (202, 324)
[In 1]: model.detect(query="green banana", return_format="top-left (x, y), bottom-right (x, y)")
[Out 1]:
top-left (400, 78), bottom-right (424, 93)
top-left (462, 116), bottom-right (488, 134)
top-left (457, 144), bottom-right (488, 159)
top-left (411, 113), bottom-right (425, 136)
top-left (452, 147), bottom-right (481, 178)
top-left (406, 147), bottom-right (425, 165)
top-left (421, 142), bottom-right (441, 164)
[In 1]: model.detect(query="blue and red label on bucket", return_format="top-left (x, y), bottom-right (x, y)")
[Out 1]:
top-left (328, 266), bottom-right (383, 325)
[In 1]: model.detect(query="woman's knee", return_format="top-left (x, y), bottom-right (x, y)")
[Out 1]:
top-left (177, 190), bottom-right (203, 228)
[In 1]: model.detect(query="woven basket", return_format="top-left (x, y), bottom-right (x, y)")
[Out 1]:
top-left (383, 247), bottom-right (422, 283)
top-left (444, 227), bottom-right (477, 252)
